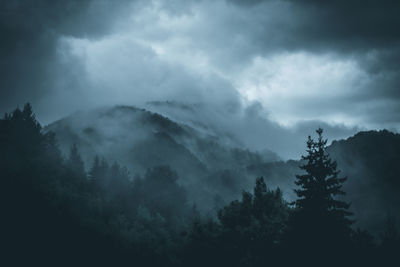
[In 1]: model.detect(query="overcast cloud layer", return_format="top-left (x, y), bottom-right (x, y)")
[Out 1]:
top-left (1, 0), bottom-right (399, 134)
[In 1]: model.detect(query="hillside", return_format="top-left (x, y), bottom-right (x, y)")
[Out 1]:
top-left (45, 105), bottom-right (277, 212)
top-left (329, 130), bottom-right (400, 233)
top-left (248, 130), bottom-right (400, 234)
top-left (46, 107), bottom-right (400, 233)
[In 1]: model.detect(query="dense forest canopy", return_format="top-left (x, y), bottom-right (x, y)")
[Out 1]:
top-left (45, 104), bottom-right (400, 234)
top-left (1, 104), bottom-right (399, 266)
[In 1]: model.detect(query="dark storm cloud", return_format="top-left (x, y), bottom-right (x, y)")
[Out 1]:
top-left (228, 0), bottom-right (400, 51)
top-left (225, 0), bottom-right (400, 74)
top-left (0, 0), bottom-right (398, 132)
top-left (0, 0), bottom-right (132, 114)
top-left (291, 0), bottom-right (399, 53)
top-left (226, 0), bottom-right (400, 128)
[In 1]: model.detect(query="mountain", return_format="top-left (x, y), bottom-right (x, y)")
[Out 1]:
top-left (248, 130), bottom-right (400, 234)
top-left (46, 106), bottom-right (400, 233)
top-left (328, 130), bottom-right (400, 233)
top-left (45, 105), bottom-right (278, 212)
top-left (144, 100), bottom-right (358, 160)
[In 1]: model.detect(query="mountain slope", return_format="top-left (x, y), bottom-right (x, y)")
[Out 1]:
top-left (45, 105), bottom-right (277, 211)
top-left (248, 130), bottom-right (400, 234)
top-left (46, 107), bottom-right (400, 233)
top-left (328, 130), bottom-right (400, 233)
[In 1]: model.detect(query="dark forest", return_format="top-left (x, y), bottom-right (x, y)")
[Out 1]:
top-left (1, 104), bottom-right (398, 266)
top-left (1, 1), bottom-right (400, 266)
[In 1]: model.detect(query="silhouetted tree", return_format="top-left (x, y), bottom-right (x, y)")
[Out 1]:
top-left (287, 128), bottom-right (353, 262)
top-left (89, 156), bottom-right (110, 194)
top-left (216, 177), bottom-right (289, 266)
top-left (353, 228), bottom-right (376, 251)
top-left (183, 218), bottom-right (225, 267)
top-left (109, 161), bottom-right (130, 190)
top-left (380, 215), bottom-right (400, 255)
top-left (0, 104), bottom-right (135, 266)
top-left (5, 104), bottom-right (397, 266)
top-left (142, 165), bottom-right (188, 220)
top-left (65, 144), bottom-right (87, 191)
top-left (67, 144), bottom-right (85, 175)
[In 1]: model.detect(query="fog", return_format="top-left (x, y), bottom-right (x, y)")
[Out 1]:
top-left (2, 2), bottom-right (400, 263)
top-left (2, 0), bottom-right (398, 224)
top-left (1, 1), bottom-right (399, 154)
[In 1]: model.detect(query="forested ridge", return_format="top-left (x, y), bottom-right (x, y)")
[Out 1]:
top-left (1, 104), bottom-right (399, 266)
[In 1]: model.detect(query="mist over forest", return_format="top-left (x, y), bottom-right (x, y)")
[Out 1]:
top-left (45, 102), bottom-right (400, 234)
top-left (1, 0), bottom-right (400, 266)
top-left (2, 103), bottom-right (399, 266)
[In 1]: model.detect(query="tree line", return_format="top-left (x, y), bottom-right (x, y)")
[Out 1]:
top-left (1, 104), bottom-right (398, 266)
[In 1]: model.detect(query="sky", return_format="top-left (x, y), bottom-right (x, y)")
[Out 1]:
top-left (1, 0), bottom-right (399, 132)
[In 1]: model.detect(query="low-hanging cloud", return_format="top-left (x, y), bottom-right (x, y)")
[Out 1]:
top-left (0, 0), bottom-right (398, 134)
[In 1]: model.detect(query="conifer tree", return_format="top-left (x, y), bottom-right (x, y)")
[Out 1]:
top-left (89, 156), bottom-right (101, 180)
top-left (290, 128), bottom-right (353, 253)
top-left (89, 156), bottom-right (109, 193)
top-left (67, 144), bottom-right (85, 176)
top-left (65, 144), bottom-right (86, 190)
top-left (381, 215), bottom-right (399, 251)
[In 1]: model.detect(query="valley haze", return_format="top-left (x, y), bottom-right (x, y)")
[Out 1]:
top-left (1, 0), bottom-right (400, 266)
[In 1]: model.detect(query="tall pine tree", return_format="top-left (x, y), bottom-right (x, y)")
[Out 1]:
top-left (88, 156), bottom-right (109, 193)
top-left (65, 144), bottom-right (86, 190)
top-left (288, 128), bottom-right (353, 260)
